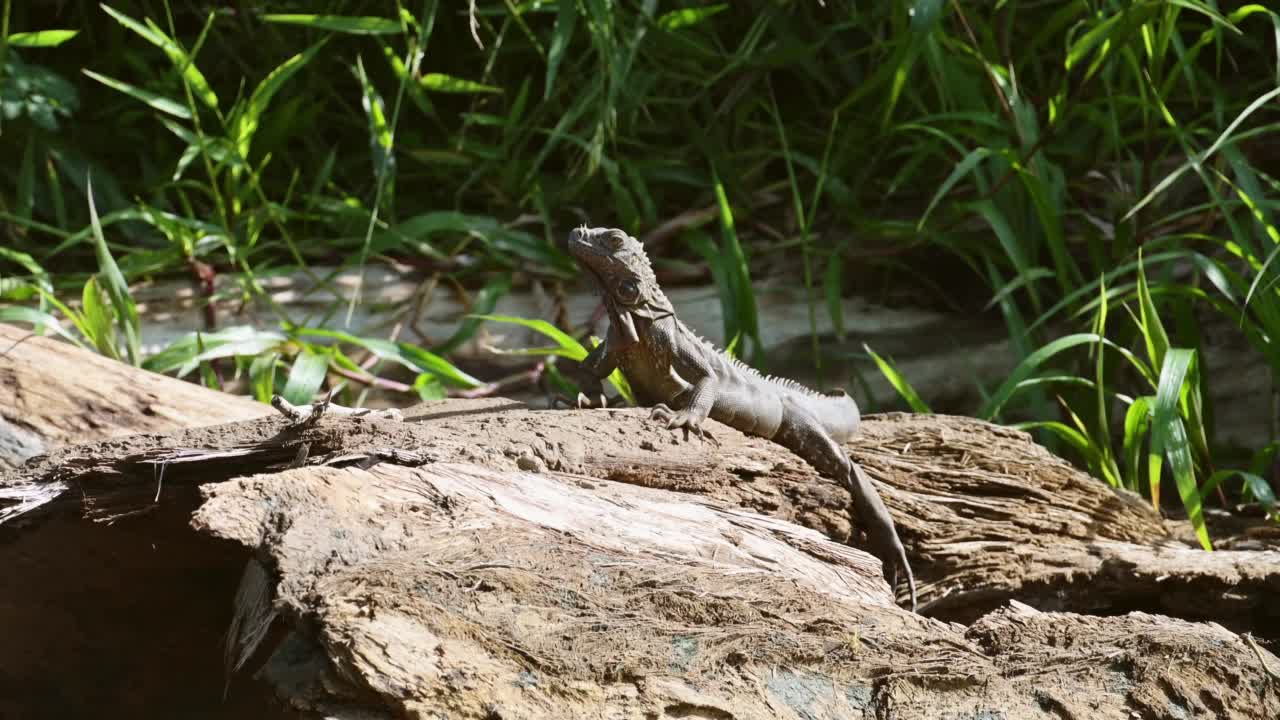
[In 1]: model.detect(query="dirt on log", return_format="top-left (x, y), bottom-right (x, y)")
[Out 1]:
top-left (3, 327), bottom-right (1280, 717)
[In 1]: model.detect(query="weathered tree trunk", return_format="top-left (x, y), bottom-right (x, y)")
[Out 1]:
top-left (11, 397), bottom-right (1279, 633)
top-left (3, 323), bottom-right (1280, 717)
top-left (0, 323), bottom-right (266, 471)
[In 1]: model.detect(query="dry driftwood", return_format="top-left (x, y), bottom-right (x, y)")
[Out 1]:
top-left (3, 333), bottom-right (1280, 716)
top-left (0, 322), bottom-right (267, 471)
top-left (8, 397), bottom-right (1279, 634)
top-left (197, 461), bottom-right (1280, 719)
top-left (4, 441), bottom-right (1279, 717)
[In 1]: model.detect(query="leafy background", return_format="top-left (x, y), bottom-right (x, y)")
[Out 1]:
top-left (2, 0), bottom-right (1279, 544)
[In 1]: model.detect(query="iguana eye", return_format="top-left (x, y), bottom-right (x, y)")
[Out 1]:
top-left (606, 229), bottom-right (628, 249)
top-left (617, 277), bottom-right (640, 304)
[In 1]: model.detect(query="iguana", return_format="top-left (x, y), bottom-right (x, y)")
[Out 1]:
top-left (564, 225), bottom-right (916, 612)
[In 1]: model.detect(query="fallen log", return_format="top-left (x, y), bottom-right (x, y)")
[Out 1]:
top-left (4, 448), bottom-right (1279, 717)
top-left (3, 332), bottom-right (1280, 716)
top-left (6, 398), bottom-right (1280, 638)
top-left (0, 323), bottom-right (267, 471)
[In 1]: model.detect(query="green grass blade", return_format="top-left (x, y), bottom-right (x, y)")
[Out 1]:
top-left (1124, 85), bottom-right (1280, 222)
top-left (864, 343), bottom-right (932, 413)
top-left (81, 69), bottom-right (192, 119)
top-left (249, 352), bottom-right (278, 403)
top-left (295, 328), bottom-right (481, 388)
top-left (918, 148), bottom-right (989, 229)
top-left (980, 333), bottom-right (1109, 420)
top-left (8, 29), bottom-right (78, 47)
top-left (0, 306), bottom-right (86, 347)
top-left (469, 314), bottom-right (586, 360)
top-left (657, 4), bottom-right (727, 31)
top-left (1135, 251), bottom-right (1171, 374)
top-left (85, 174), bottom-right (141, 365)
top-left (261, 14), bottom-right (403, 35)
top-left (712, 171), bottom-right (762, 365)
top-left (544, 0), bottom-right (577, 99)
top-left (143, 326), bottom-right (285, 375)
top-left (419, 73), bottom-right (501, 94)
top-left (472, 314), bottom-right (634, 403)
top-left (1012, 420), bottom-right (1092, 455)
top-left (231, 38), bottom-right (329, 161)
top-left (354, 54), bottom-right (395, 187)
top-left (824, 244), bottom-right (845, 341)
top-left (99, 3), bottom-right (218, 110)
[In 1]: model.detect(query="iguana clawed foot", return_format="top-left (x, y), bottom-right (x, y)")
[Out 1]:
top-left (550, 391), bottom-right (615, 410)
top-left (649, 404), bottom-right (719, 445)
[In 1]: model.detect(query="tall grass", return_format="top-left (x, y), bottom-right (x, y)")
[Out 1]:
top-left (0, 1), bottom-right (1277, 536)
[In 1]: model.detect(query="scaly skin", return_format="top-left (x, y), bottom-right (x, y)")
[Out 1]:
top-left (564, 226), bottom-right (917, 612)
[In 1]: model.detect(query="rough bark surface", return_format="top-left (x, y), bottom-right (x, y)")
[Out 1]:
top-left (186, 461), bottom-right (1280, 719)
top-left (4, 338), bottom-right (1280, 717)
top-left (0, 323), bottom-right (267, 471)
top-left (8, 399), bottom-right (1279, 634)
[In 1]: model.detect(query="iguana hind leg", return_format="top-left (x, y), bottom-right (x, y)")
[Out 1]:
top-left (774, 404), bottom-right (917, 612)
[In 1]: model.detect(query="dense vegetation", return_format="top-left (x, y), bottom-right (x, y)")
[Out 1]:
top-left (2, 1), bottom-right (1278, 543)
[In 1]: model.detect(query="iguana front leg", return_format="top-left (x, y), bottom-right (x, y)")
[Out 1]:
top-left (650, 369), bottom-right (718, 442)
top-left (573, 332), bottom-right (619, 408)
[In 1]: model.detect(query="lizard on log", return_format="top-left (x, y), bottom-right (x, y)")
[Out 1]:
top-left (563, 225), bottom-right (917, 611)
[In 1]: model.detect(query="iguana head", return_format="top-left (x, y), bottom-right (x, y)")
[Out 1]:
top-left (564, 225), bottom-right (674, 343)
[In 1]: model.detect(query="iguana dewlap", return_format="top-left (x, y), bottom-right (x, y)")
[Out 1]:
top-left (564, 226), bottom-right (917, 612)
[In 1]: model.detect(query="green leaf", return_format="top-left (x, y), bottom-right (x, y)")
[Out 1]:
top-left (864, 344), bottom-right (932, 413)
top-left (1122, 396), bottom-right (1153, 493)
top-left (100, 4), bottom-right (219, 110)
top-left (354, 54), bottom-right (395, 183)
top-left (231, 38), bottom-right (329, 162)
top-left (143, 326), bottom-right (286, 375)
top-left (469, 314), bottom-right (587, 360)
top-left (261, 14), bottom-right (404, 35)
top-left (0, 306), bottom-right (85, 347)
top-left (433, 275), bottom-right (512, 355)
top-left (1199, 470), bottom-right (1274, 514)
top-left (1135, 251), bottom-right (1171, 375)
top-left (80, 276), bottom-right (118, 359)
top-left (249, 353), bottom-right (279, 403)
top-left (980, 333), bottom-right (1108, 420)
top-left (85, 174), bottom-right (141, 366)
top-left (657, 4), bottom-right (728, 31)
top-left (419, 73), bottom-right (501, 94)
top-left (413, 373), bottom-right (447, 400)
top-left (1150, 349), bottom-right (1210, 550)
top-left (712, 171), bottom-right (762, 365)
top-left (471, 314), bottom-right (634, 404)
top-left (7, 30), bottom-right (79, 47)
top-left (295, 328), bottom-right (481, 388)
top-left (972, 200), bottom-right (1041, 311)
top-left (282, 349), bottom-right (330, 405)
top-left (82, 69), bottom-right (192, 119)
